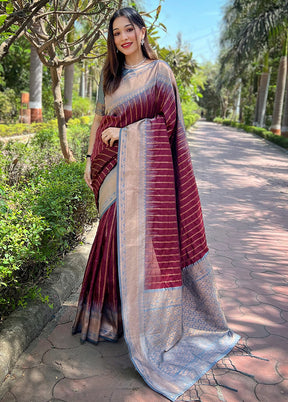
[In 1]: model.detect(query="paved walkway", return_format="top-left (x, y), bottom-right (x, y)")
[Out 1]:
top-left (0, 121), bottom-right (287, 402)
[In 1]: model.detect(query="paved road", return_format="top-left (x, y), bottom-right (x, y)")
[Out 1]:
top-left (0, 121), bottom-right (287, 402)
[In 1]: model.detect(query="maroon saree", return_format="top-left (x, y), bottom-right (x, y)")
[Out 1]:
top-left (72, 60), bottom-right (240, 401)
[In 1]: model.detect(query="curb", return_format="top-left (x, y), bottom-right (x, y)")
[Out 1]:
top-left (0, 224), bottom-right (97, 385)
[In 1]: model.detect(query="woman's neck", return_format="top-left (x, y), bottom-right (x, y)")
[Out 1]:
top-left (125, 51), bottom-right (145, 67)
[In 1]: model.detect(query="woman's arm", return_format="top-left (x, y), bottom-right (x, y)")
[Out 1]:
top-left (84, 113), bottom-right (102, 190)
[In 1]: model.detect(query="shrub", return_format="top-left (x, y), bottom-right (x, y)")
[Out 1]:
top-left (32, 161), bottom-right (96, 258)
top-left (222, 119), bottom-right (232, 126)
top-left (31, 125), bottom-right (59, 153)
top-left (0, 161), bottom-right (97, 317)
top-left (213, 117), bottom-right (223, 124)
top-left (181, 101), bottom-right (200, 129)
top-left (0, 121), bottom-right (97, 319)
top-left (67, 120), bottom-right (90, 161)
top-left (243, 104), bottom-right (254, 125)
top-left (72, 94), bottom-right (94, 117)
top-left (0, 185), bottom-right (49, 314)
top-left (80, 116), bottom-right (93, 125)
top-left (0, 121), bottom-right (56, 138)
top-left (0, 89), bottom-right (20, 123)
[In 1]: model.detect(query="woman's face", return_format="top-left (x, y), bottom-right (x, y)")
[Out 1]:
top-left (112, 16), bottom-right (145, 59)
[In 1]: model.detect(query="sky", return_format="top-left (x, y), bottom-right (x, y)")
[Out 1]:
top-left (144, 0), bottom-right (228, 63)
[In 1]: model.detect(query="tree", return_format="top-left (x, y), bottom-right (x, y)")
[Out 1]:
top-left (158, 47), bottom-right (198, 89)
top-left (219, 0), bottom-right (288, 133)
top-left (1, 0), bottom-right (123, 161)
top-left (198, 63), bottom-right (221, 120)
top-left (0, 36), bottom-right (30, 94)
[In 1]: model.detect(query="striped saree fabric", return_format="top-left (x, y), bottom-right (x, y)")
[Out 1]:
top-left (72, 60), bottom-right (240, 401)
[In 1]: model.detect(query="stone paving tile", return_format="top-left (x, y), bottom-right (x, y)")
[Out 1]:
top-left (214, 274), bottom-right (238, 290)
top-left (257, 293), bottom-right (288, 312)
top-left (48, 321), bottom-right (84, 349)
top-left (199, 396), bottom-right (222, 402)
top-left (43, 346), bottom-right (109, 379)
top-left (49, 399), bottom-right (66, 402)
top-left (228, 354), bottom-right (282, 384)
top-left (272, 285), bottom-right (288, 296)
top-left (264, 321), bottom-right (288, 338)
top-left (110, 388), bottom-right (170, 401)
top-left (56, 305), bottom-right (77, 324)
top-left (53, 377), bottom-right (115, 401)
top-left (219, 287), bottom-right (260, 307)
top-left (95, 337), bottom-right (130, 358)
top-left (230, 319), bottom-right (271, 339)
top-left (209, 241), bottom-right (231, 252)
top-left (103, 353), bottom-right (134, 375)
top-left (240, 304), bottom-right (285, 326)
top-left (281, 310), bottom-right (288, 322)
top-left (255, 380), bottom-right (288, 402)
top-left (53, 371), bottom-right (146, 401)
top-left (8, 365), bottom-right (64, 402)
top-left (235, 279), bottom-right (275, 296)
top-left (277, 362), bottom-right (288, 380)
top-left (15, 338), bottom-right (52, 369)
top-left (0, 392), bottom-right (16, 402)
top-left (219, 303), bottom-right (244, 322)
top-left (181, 384), bottom-right (223, 402)
top-left (218, 371), bottom-right (258, 401)
top-left (247, 335), bottom-right (288, 362)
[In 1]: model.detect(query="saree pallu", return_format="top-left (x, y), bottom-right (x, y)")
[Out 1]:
top-left (73, 60), bottom-right (240, 401)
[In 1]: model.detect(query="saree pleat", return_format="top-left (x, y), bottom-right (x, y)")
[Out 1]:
top-left (72, 201), bottom-right (122, 343)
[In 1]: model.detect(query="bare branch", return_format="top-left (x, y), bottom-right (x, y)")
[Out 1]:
top-left (0, 0), bottom-right (49, 34)
top-left (1, 0), bottom-right (122, 65)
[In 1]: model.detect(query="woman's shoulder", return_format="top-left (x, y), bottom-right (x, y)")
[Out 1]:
top-left (151, 59), bottom-right (175, 83)
top-left (152, 59), bottom-right (173, 72)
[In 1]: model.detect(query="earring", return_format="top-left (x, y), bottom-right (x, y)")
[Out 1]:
top-left (141, 38), bottom-right (144, 46)
top-left (116, 49), bottom-right (118, 53)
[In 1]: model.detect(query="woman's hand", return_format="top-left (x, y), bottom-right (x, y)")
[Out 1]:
top-left (84, 158), bottom-right (93, 190)
top-left (101, 127), bottom-right (120, 146)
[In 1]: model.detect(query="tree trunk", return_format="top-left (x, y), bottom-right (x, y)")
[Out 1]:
top-left (281, 60), bottom-right (288, 137)
top-left (233, 79), bottom-right (241, 121)
top-left (270, 55), bottom-right (287, 135)
top-left (79, 61), bottom-right (86, 98)
top-left (253, 53), bottom-right (270, 127)
top-left (258, 69), bottom-right (271, 128)
top-left (64, 64), bottom-right (74, 122)
top-left (253, 87), bottom-right (260, 126)
top-left (87, 66), bottom-right (93, 100)
top-left (29, 44), bottom-right (43, 122)
top-left (221, 95), bottom-right (228, 119)
top-left (50, 66), bottom-right (75, 162)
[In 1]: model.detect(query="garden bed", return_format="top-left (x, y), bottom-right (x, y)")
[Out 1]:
top-left (0, 117), bottom-right (96, 321)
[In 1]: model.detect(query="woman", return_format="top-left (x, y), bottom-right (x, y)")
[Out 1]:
top-left (72, 7), bottom-right (240, 401)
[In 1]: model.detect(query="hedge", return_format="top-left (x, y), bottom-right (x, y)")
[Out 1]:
top-left (0, 116), bottom-right (93, 138)
top-left (0, 121), bottom-right (96, 319)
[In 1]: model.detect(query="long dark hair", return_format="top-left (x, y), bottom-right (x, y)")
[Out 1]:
top-left (103, 7), bottom-right (157, 94)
